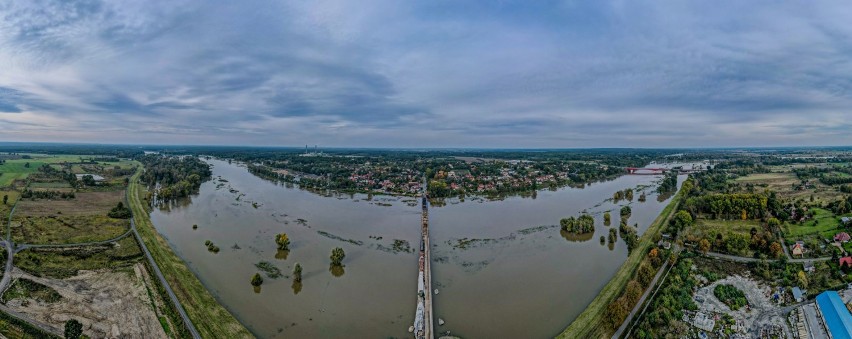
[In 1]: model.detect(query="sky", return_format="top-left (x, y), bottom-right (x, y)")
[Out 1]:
top-left (1, 1), bottom-right (852, 148)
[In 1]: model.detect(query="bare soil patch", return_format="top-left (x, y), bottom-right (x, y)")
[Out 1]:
top-left (3, 264), bottom-right (167, 338)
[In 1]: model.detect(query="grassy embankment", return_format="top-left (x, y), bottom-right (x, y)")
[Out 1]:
top-left (557, 189), bottom-right (683, 339)
top-left (128, 168), bottom-right (253, 338)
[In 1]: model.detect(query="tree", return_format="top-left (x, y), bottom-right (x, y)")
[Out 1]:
top-left (330, 247), bottom-right (346, 266)
top-left (293, 263), bottom-right (303, 282)
top-left (2, 195), bottom-right (6, 205)
top-left (769, 242), bottom-right (783, 258)
top-left (725, 233), bottom-right (750, 255)
top-left (620, 206), bottom-right (632, 218)
top-left (638, 263), bottom-right (655, 286)
top-left (648, 248), bottom-right (661, 267)
top-left (603, 212), bottom-right (611, 226)
top-left (698, 239), bottom-right (711, 254)
top-left (797, 270), bottom-right (808, 289)
top-left (276, 233), bottom-right (290, 250)
top-left (64, 319), bottom-right (83, 339)
top-left (671, 210), bottom-right (693, 231)
top-left (251, 273), bottom-right (264, 287)
top-left (107, 202), bottom-right (131, 219)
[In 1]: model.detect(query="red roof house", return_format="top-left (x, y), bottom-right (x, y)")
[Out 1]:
top-left (840, 257), bottom-right (852, 268)
top-left (837, 232), bottom-right (852, 243)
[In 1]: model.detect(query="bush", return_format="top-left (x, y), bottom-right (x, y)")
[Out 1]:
top-left (64, 319), bottom-right (83, 339)
top-left (250, 273), bottom-right (263, 287)
top-left (713, 284), bottom-right (748, 310)
top-left (107, 202), bottom-right (132, 219)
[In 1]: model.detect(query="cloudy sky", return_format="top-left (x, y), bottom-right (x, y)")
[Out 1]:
top-left (1, 1), bottom-right (851, 148)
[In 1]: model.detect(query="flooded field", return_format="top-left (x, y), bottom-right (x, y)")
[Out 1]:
top-left (149, 159), bottom-right (682, 338)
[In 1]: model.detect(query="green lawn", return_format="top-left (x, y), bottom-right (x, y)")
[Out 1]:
top-left (0, 160), bottom-right (44, 187)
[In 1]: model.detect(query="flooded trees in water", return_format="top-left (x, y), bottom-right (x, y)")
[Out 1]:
top-left (293, 263), bottom-right (302, 282)
top-left (330, 247), bottom-right (345, 266)
top-left (276, 233), bottom-right (291, 250)
top-left (560, 214), bottom-right (595, 234)
top-left (204, 240), bottom-right (220, 253)
top-left (620, 205), bottom-right (632, 219)
top-left (251, 273), bottom-right (264, 287)
top-left (603, 212), bottom-right (611, 226)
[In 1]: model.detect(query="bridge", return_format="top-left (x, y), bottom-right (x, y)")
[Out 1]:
top-left (412, 179), bottom-right (434, 338)
top-left (625, 167), bottom-right (702, 175)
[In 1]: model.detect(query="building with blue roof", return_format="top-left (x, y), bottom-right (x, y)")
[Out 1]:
top-left (793, 287), bottom-right (804, 302)
top-left (816, 291), bottom-right (852, 339)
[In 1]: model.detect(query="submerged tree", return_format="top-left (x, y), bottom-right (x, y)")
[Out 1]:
top-left (276, 233), bottom-right (291, 250)
top-left (330, 247), bottom-right (346, 266)
top-left (251, 273), bottom-right (264, 287)
top-left (293, 263), bottom-right (303, 282)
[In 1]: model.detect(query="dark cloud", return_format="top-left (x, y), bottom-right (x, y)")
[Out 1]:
top-left (0, 0), bottom-right (851, 147)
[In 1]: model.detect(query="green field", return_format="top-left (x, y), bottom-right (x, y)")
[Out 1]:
top-left (558, 189), bottom-right (683, 338)
top-left (784, 208), bottom-right (848, 238)
top-left (0, 160), bottom-right (43, 187)
top-left (128, 168), bottom-right (253, 338)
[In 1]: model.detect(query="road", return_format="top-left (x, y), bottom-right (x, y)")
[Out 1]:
top-left (703, 251), bottom-right (832, 263)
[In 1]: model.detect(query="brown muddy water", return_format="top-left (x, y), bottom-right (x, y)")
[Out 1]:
top-left (149, 159), bottom-right (684, 338)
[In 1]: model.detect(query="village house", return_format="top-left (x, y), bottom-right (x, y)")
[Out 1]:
top-left (836, 232), bottom-right (851, 243)
top-left (791, 241), bottom-right (805, 258)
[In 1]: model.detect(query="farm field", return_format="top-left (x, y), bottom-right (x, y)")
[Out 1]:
top-left (783, 208), bottom-right (849, 238)
top-left (11, 215), bottom-right (129, 245)
top-left (14, 190), bottom-right (125, 217)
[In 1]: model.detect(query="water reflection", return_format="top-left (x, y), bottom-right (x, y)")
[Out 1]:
top-left (329, 265), bottom-right (345, 277)
top-left (291, 281), bottom-right (302, 295)
top-left (275, 249), bottom-right (290, 260)
top-left (559, 229), bottom-right (594, 242)
top-left (253, 286), bottom-right (261, 294)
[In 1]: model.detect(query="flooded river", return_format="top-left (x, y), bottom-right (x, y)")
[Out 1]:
top-left (149, 159), bottom-right (683, 338)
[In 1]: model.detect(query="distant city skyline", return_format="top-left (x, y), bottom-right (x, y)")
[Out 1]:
top-left (1, 1), bottom-right (852, 148)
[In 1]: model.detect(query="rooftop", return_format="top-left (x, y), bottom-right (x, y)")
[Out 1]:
top-left (816, 291), bottom-right (852, 339)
